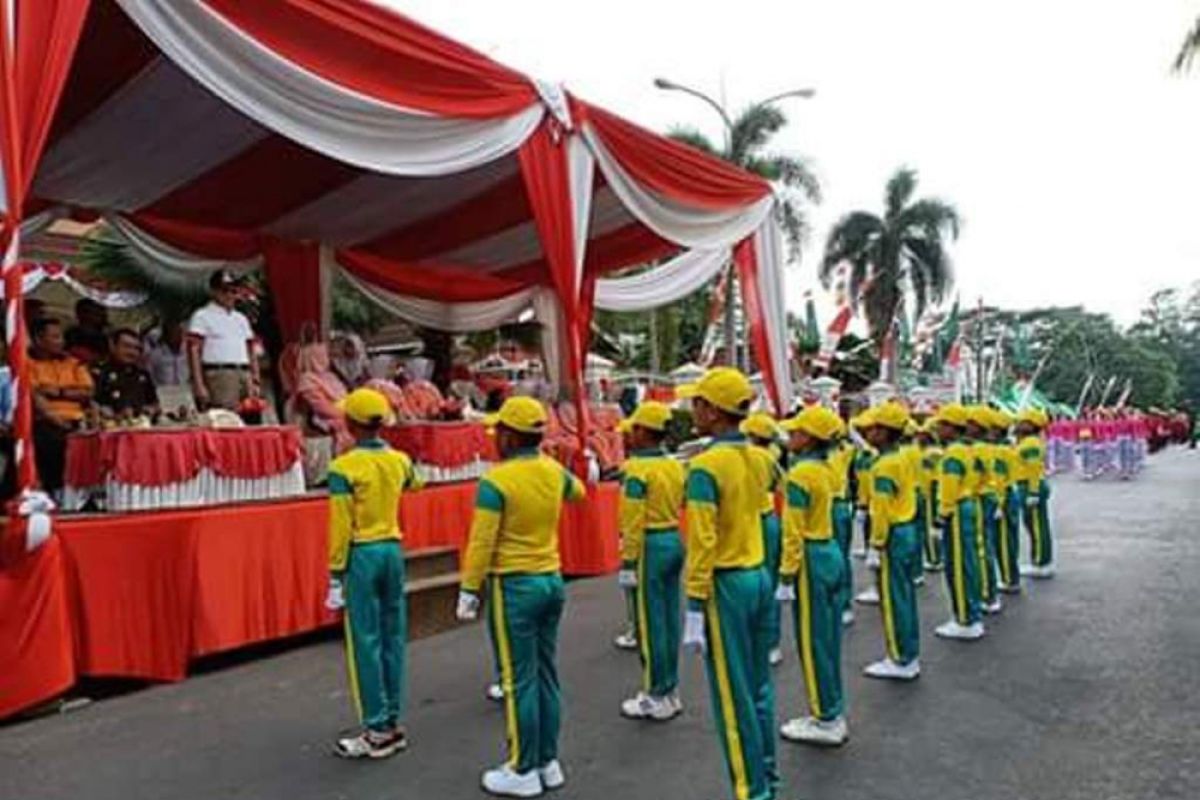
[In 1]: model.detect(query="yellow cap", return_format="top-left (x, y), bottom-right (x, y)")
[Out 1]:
top-left (781, 405), bottom-right (842, 441)
top-left (740, 412), bottom-right (780, 441)
top-left (934, 403), bottom-right (969, 427)
top-left (870, 401), bottom-right (911, 432)
top-left (850, 409), bottom-right (874, 430)
top-left (990, 408), bottom-right (1013, 429)
top-left (1017, 408), bottom-right (1048, 429)
top-left (964, 405), bottom-right (993, 427)
top-left (904, 419), bottom-right (919, 436)
top-left (337, 388), bottom-right (394, 426)
top-left (618, 401), bottom-right (673, 434)
top-left (675, 367), bottom-right (755, 416)
top-left (484, 396), bottom-right (549, 434)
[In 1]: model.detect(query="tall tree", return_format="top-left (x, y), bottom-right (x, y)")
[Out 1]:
top-left (819, 167), bottom-right (960, 344)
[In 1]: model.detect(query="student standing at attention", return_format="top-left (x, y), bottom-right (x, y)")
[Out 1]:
top-left (677, 367), bottom-right (780, 800)
top-left (456, 396), bottom-right (586, 798)
top-left (932, 404), bottom-right (986, 641)
top-left (617, 401), bottom-right (687, 721)
top-left (327, 388), bottom-right (423, 759)
top-left (1015, 408), bottom-right (1056, 578)
top-left (741, 411), bottom-right (787, 666)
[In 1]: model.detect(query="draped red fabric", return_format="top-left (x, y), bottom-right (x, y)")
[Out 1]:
top-left (125, 213), bottom-right (262, 260)
top-left (263, 239), bottom-right (323, 342)
top-left (579, 101), bottom-right (771, 210)
top-left (0, 538), bottom-right (75, 718)
top-left (201, 0), bottom-right (536, 118)
top-left (336, 246), bottom-right (529, 302)
top-left (734, 236), bottom-right (782, 414)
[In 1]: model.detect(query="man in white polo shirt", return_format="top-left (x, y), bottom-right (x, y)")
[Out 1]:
top-left (187, 270), bottom-right (260, 411)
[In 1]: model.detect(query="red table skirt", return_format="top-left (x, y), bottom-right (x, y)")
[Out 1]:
top-left (0, 482), bottom-right (619, 714)
top-left (380, 422), bottom-right (494, 468)
top-left (65, 426), bottom-right (304, 488)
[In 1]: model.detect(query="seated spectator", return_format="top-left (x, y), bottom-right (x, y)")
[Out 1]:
top-left (286, 342), bottom-right (351, 484)
top-left (65, 298), bottom-right (110, 365)
top-left (30, 318), bottom-right (93, 494)
top-left (329, 331), bottom-right (369, 389)
top-left (92, 328), bottom-right (160, 419)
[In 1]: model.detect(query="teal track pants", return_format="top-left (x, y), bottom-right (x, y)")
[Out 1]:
top-left (790, 539), bottom-right (848, 721)
top-left (488, 573), bottom-right (566, 774)
top-left (998, 488), bottom-right (1022, 588)
top-left (343, 541), bottom-right (407, 732)
top-left (979, 494), bottom-right (1000, 604)
top-left (636, 530), bottom-right (684, 697)
top-left (832, 500), bottom-right (853, 615)
top-left (879, 524), bottom-right (921, 665)
top-left (1023, 481), bottom-right (1054, 567)
top-left (922, 483), bottom-right (943, 567)
top-left (760, 512), bottom-right (782, 652)
top-left (699, 567), bottom-right (777, 800)
top-left (943, 500), bottom-right (983, 625)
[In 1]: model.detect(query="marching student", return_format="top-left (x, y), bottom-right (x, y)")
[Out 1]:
top-left (966, 406), bottom-right (1002, 615)
top-left (741, 411), bottom-right (787, 666)
top-left (900, 419), bottom-right (927, 586)
top-left (827, 420), bottom-right (857, 626)
top-left (776, 405), bottom-right (850, 746)
top-left (915, 421), bottom-right (944, 572)
top-left (861, 402), bottom-right (923, 680)
top-left (456, 396), bottom-right (586, 798)
top-left (988, 409), bottom-right (1022, 594)
top-left (677, 367), bottom-right (780, 800)
top-left (850, 413), bottom-right (881, 606)
top-left (932, 404), bottom-right (987, 641)
top-left (1015, 409), bottom-right (1056, 578)
top-left (617, 402), bottom-right (687, 721)
top-left (326, 388), bottom-right (424, 759)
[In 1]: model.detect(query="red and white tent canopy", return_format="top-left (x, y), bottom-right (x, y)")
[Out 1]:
top-left (0, 0), bottom-right (793, 497)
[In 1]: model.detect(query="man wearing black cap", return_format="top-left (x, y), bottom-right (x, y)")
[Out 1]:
top-left (186, 270), bottom-right (259, 411)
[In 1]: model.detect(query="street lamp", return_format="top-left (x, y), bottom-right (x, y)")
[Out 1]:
top-left (654, 76), bottom-right (816, 371)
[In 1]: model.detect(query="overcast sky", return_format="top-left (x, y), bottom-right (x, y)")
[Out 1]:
top-left (390, 0), bottom-right (1200, 326)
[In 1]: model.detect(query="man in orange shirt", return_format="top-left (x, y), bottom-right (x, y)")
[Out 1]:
top-left (30, 318), bottom-right (93, 494)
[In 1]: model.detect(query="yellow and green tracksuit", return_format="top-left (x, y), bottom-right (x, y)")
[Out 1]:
top-left (685, 432), bottom-right (778, 800)
top-left (992, 441), bottom-right (1022, 588)
top-left (919, 443), bottom-right (944, 568)
top-left (620, 447), bottom-right (686, 698)
top-left (754, 442), bottom-right (786, 654)
top-left (828, 442), bottom-right (855, 614)
top-left (974, 440), bottom-right (1000, 605)
top-left (869, 446), bottom-right (921, 665)
top-left (780, 454), bottom-right (848, 722)
top-left (1015, 435), bottom-right (1053, 568)
top-left (938, 441), bottom-right (983, 625)
top-left (328, 439), bottom-right (424, 733)
top-left (853, 446), bottom-right (877, 552)
top-left (900, 442), bottom-right (926, 583)
top-left (462, 449), bottom-right (586, 774)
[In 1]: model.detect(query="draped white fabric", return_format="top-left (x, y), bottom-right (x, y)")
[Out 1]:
top-left (749, 215), bottom-right (794, 413)
top-left (568, 134), bottom-right (595, 291)
top-left (63, 462), bottom-right (306, 513)
top-left (594, 247), bottom-right (729, 312)
top-left (532, 288), bottom-right (568, 394)
top-left (18, 207), bottom-right (67, 239)
top-left (116, 0), bottom-right (544, 177)
top-left (105, 214), bottom-right (261, 288)
top-left (582, 122), bottom-right (775, 250)
top-left (3, 264), bottom-right (149, 307)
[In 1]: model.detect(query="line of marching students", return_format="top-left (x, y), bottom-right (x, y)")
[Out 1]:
top-left (320, 369), bottom-right (1057, 800)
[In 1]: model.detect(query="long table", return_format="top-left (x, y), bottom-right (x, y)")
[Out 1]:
top-left (0, 481), bottom-right (620, 718)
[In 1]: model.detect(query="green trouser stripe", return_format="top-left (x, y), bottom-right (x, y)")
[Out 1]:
top-left (980, 495), bottom-right (1000, 603)
top-left (1024, 480), bottom-right (1054, 567)
top-left (636, 530), bottom-right (684, 696)
top-left (832, 499), bottom-right (853, 614)
top-left (489, 573), bottom-right (566, 773)
top-left (944, 501), bottom-right (983, 625)
top-left (761, 512), bottom-right (782, 652)
top-left (999, 489), bottom-right (1022, 586)
top-left (792, 539), bottom-right (847, 721)
top-left (344, 541), bottom-right (407, 732)
top-left (880, 524), bottom-right (921, 664)
top-left (702, 568), bottom-right (777, 800)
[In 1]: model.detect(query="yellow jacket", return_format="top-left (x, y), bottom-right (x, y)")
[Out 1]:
top-left (853, 446), bottom-right (877, 509)
top-left (328, 441), bottom-right (424, 572)
top-left (972, 441), bottom-right (997, 499)
top-left (1014, 435), bottom-right (1046, 486)
top-left (937, 441), bottom-right (977, 518)
top-left (780, 456), bottom-right (835, 577)
top-left (919, 444), bottom-right (943, 493)
top-left (827, 442), bottom-right (853, 501)
top-left (461, 450), bottom-right (586, 592)
top-left (684, 433), bottom-right (774, 601)
top-left (619, 448), bottom-right (685, 563)
top-left (868, 447), bottom-right (918, 548)
top-left (991, 441), bottom-right (1018, 494)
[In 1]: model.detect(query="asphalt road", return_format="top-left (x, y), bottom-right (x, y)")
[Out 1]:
top-left (2, 448), bottom-right (1198, 800)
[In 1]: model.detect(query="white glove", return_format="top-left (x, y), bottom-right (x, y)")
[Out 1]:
top-left (456, 590), bottom-right (481, 621)
top-left (1025, 495), bottom-right (1039, 509)
top-left (854, 509), bottom-right (867, 527)
top-left (775, 582), bottom-right (796, 602)
top-left (866, 547), bottom-right (882, 570)
top-left (617, 569), bottom-right (638, 589)
top-left (324, 577), bottom-right (345, 611)
top-left (682, 610), bottom-right (707, 653)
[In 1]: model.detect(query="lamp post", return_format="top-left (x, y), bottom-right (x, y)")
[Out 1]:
top-left (654, 77), bottom-right (815, 373)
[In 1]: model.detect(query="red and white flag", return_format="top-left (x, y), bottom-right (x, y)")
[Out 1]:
top-left (813, 305), bottom-right (853, 370)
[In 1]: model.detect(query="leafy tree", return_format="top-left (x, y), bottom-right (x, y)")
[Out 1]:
top-left (819, 167), bottom-right (960, 344)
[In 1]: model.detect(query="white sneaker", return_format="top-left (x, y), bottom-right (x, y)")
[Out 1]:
top-left (620, 692), bottom-right (679, 721)
top-left (854, 586), bottom-right (880, 605)
top-left (851, 544), bottom-right (868, 559)
top-left (769, 647), bottom-right (784, 666)
top-left (998, 582), bottom-right (1021, 595)
top-left (667, 694), bottom-right (684, 715)
top-left (863, 658), bottom-right (920, 681)
top-left (538, 760), bottom-right (565, 791)
top-left (935, 620), bottom-right (986, 641)
top-left (780, 715), bottom-right (849, 746)
top-left (482, 765), bottom-right (543, 797)
top-left (914, 574), bottom-right (926, 587)
top-left (924, 562), bottom-right (944, 573)
top-left (984, 598), bottom-right (1003, 615)
top-left (486, 683), bottom-right (505, 702)
top-left (613, 631), bottom-right (638, 651)
top-left (1033, 563), bottom-right (1056, 579)
top-left (841, 609), bottom-right (856, 626)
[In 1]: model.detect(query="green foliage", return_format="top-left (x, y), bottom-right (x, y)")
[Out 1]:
top-left (81, 238), bottom-right (207, 324)
top-left (827, 332), bottom-right (879, 394)
top-left (331, 274), bottom-right (391, 334)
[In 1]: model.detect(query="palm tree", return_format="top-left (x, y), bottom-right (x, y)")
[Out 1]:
top-left (819, 167), bottom-right (960, 345)
top-left (1174, 16), bottom-right (1200, 71)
